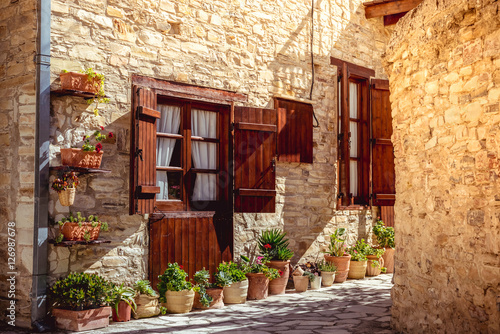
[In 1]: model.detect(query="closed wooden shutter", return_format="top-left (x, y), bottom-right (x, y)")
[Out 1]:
top-left (275, 98), bottom-right (313, 163)
top-left (370, 79), bottom-right (395, 206)
top-left (234, 107), bottom-right (277, 213)
top-left (130, 85), bottom-right (161, 214)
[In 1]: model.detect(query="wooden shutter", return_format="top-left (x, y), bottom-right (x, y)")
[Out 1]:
top-left (275, 98), bottom-right (313, 163)
top-left (370, 79), bottom-right (395, 206)
top-left (233, 107), bottom-right (277, 213)
top-left (130, 85), bottom-right (161, 214)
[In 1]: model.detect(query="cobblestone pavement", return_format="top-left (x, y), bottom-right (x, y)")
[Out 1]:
top-left (1, 274), bottom-right (394, 334)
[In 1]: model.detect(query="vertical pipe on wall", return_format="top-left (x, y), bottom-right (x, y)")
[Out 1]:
top-left (32, 0), bottom-right (50, 330)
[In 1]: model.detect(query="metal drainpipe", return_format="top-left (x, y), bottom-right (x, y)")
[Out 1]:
top-left (32, 0), bottom-right (50, 331)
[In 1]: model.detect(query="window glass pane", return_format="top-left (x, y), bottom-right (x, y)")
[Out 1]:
top-left (157, 104), bottom-right (181, 134)
top-left (157, 171), bottom-right (182, 200)
top-left (157, 138), bottom-right (181, 167)
top-left (349, 82), bottom-right (358, 119)
top-left (350, 122), bottom-right (358, 158)
top-left (338, 81), bottom-right (342, 131)
top-left (191, 173), bottom-right (217, 201)
top-left (192, 109), bottom-right (217, 138)
top-left (192, 142), bottom-right (217, 169)
top-left (350, 160), bottom-right (358, 197)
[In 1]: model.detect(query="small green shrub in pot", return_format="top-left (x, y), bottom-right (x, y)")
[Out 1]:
top-left (217, 261), bottom-right (247, 283)
top-left (157, 263), bottom-right (194, 314)
top-left (218, 261), bottom-right (248, 304)
top-left (110, 283), bottom-right (137, 322)
top-left (373, 220), bottom-right (395, 248)
top-left (133, 280), bottom-right (160, 319)
top-left (324, 227), bottom-right (348, 257)
top-left (134, 279), bottom-right (158, 297)
top-left (347, 239), bottom-right (369, 261)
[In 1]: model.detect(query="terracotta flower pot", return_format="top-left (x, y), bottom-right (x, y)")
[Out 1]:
top-left (223, 280), bottom-right (248, 304)
top-left (133, 294), bottom-right (160, 319)
top-left (366, 255), bottom-right (384, 276)
top-left (165, 290), bottom-right (194, 314)
top-left (348, 260), bottom-right (368, 279)
top-left (52, 306), bottom-right (112, 332)
top-left (112, 301), bottom-right (131, 322)
top-left (293, 276), bottom-right (309, 292)
top-left (59, 222), bottom-right (101, 241)
top-left (321, 271), bottom-right (335, 287)
top-left (61, 148), bottom-right (103, 169)
top-left (60, 72), bottom-right (100, 94)
top-left (267, 260), bottom-right (290, 295)
top-left (324, 254), bottom-right (351, 283)
top-left (309, 276), bottom-right (322, 290)
top-left (193, 288), bottom-right (224, 309)
top-left (58, 187), bottom-right (76, 206)
top-left (382, 247), bottom-right (395, 273)
top-left (246, 273), bottom-right (269, 300)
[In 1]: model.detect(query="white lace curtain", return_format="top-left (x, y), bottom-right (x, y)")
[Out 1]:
top-left (349, 82), bottom-right (358, 197)
top-left (191, 109), bottom-right (217, 201)
top-left (156, 104), bottom-right (181, 200)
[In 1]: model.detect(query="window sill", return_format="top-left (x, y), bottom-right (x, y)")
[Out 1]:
top-left (337, 205), bottom-right (369, 211)
top-left (150, 211), bottom-right (215, 220)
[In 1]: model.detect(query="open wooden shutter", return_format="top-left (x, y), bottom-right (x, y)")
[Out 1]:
top-left (370, 79), bottom-right (395, 206)
top-left (130, 85), bottom-right (161, 214)
top-left (234, 107), bottom-right (277, 213)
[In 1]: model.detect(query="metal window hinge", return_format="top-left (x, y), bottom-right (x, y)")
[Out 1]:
top-left (230, 123), bottom-right (235, 131)
top-left (135, 148), bottom-right (143, 161)
top-left (33, 54), bottom-right (50, 65)
top-left (338, 133), bottom-right (344, 141)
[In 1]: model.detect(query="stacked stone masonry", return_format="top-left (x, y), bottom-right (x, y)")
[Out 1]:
top-left (384, 0), bottom-right (500, 333)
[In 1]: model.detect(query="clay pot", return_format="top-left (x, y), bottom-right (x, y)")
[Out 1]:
top-left (60, 72), bottom-right (100, 94)
top-left (61, 148), bottom-right (103, 169)
top-left (366, 255), bottom-right (384, 276)
top-left (59, 222), bottom-right (101, 241)
top-left (321, 271), bottom-right (335, 287)
top-left (193, 288), bottom-right (224, 309)
top-left (293, 276), bottom-right (309, 292)
top-left (348, 260), bottom-right (368, 279)
top-left (309, 276), bottom-right (322, 290)
top-left (52, 306), bottom-right (111, 331)
top-left (58, 188), bottom-right (76, 206)
top-left (267, 260), bottom-right (290, 295)
top-left (324, 254), bottom-right (351, 283)
top-left (165, 289), bottom-right (194, 314)
top-left (133, 294), bottom-right (160, 319)
top-left (223, 280), bottom-right (248, 304)
top-left (382, 247), bottom-right (395, 273)
top-left (246, 273), bottom-right (269, 300)
top-left (112, 301), bottom-right (131, 322)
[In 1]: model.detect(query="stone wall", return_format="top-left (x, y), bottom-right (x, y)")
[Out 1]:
top-left (385, 0), bottom-right (500, 332)
top-left (48, 0), bottom-right (391, 287)
top-left (0, 0), bottom-right (37, 327)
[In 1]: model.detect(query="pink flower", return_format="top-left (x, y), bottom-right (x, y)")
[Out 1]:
top-left (354, 250), bottom-right (357, 253)
top-left (256, 256), bottom-right (264, 264)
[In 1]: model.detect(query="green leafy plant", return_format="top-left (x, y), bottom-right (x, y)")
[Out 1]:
top-left (366, 246), bottom-right (385, 258)
top-left (240, 255), bottom-right (281, 280)
top-left (302, 271), bottom-right (317, 282)
top-left (257, 229), bottom-right (294, 261)
top-left (381, 267), bottom-right (387, 273)
top-left (159, 306), bottom-right (167, 315)
top-left (110, 283), bottom-right (137, 320)
top-left (373, 220), bottom-right (395, 248)
top-left (49, 272), bottom-right (113, 311)
top-left (157, 263), bottom-right (192, 303)
top-left (54, 233), bottom-right (64, 243)
top-left (347, 239), bottom-right (369, 261)
top-left (217, 262), bottom-right (247, 283)
top-left (193, 269), bottom-right (212, 307)
top-left (81, 68), bottom-right (109, 116)
top-left (213, 270), bottom-right (233, 288)
top-left (317, 260), bottom-right (337, 272)
top-left (51, 172), bottom-right (80, 193)
top-left (133, 280), bottom-right (158, 297)
top-left (57, 212), bottom-right (109, 232)
top-left (82, 126), bottom-right (113, 153)
top-left (325, 228), bottom-right (348, 256)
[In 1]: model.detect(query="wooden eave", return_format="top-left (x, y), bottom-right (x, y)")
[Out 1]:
top-left (363, 0), bottom-right (423, 26)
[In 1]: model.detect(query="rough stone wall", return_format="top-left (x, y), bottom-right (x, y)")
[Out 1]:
top-left (385, 0), bottom-right (500, 332)
top-left (0, 0), bottom-right (37, 327)
top-left (48, 0), bottom-right (390, 287)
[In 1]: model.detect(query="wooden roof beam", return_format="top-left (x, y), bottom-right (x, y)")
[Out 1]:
top-left (364, 0), bottom-right (423, 19)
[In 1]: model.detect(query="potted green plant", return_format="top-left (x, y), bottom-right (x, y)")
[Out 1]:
top-left (373, 219), bottom-right (395, 273)
top-left (241, 255), bottom-right (281, 300)
top-left (51, 172), bottom-right (80, 206)
top-left (110, 283), bottom-right (137, 322)
top-left (193, 269), bottom-right (232, 309)
top-left (49, 272), bottom-right (113, 331)
top-left (61, 126), bottom-right (114, 169)
top-left (55, 212), bottom-right (108, 243)
top-left (366, 246), bottom-right (385, 276)
top-left (132, 280), bottom-right (160, 319)
top-left (157, 263), bottom-right (194, 314)
top-left (218, 261), bottom-right (249, 304)
top-left (317, 260), bottom-right (337, 287)
top-left (347, 239), bottom-right (369, 279)
top-left (324, 228), bottom-right (351, 283)
top-left (257, 228), bottom-right (294, 295)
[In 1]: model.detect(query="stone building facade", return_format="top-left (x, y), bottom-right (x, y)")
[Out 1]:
top-left (385, 0), bottom-right (500, 332)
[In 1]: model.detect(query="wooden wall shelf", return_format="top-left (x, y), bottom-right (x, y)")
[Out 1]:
top-left (50, 166), bottom-right (111, 175)
top-left (49, 239), bottom-right (111, 247)
top-left (51, 89), bottom-right (108, 100)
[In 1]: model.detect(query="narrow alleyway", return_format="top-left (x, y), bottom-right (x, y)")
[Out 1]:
top-left (1, 274), bottom-right (394, 334)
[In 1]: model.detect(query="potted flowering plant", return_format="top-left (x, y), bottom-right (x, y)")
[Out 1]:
top-left (324, 228), bottom-right (351, 283)
top-left (218, 261), bottom-right (249, 304)
top-left (157, 263), bottom-right (194, 314)
top-left (51, 172), bottom-right (80, 206)
top-left (241, 255), bottom-right (281, 300)
top-left (257, 229), bottom-right (294, 295)
top-left (61, 126), bottom-right (114, 169)
top-left (347, 239), bottom-right (369, 279)
top-left (55, 212), bottom-right (108, 243)
top-left (193, 269), bottom-right (232, 309)
top-left (297, 262), bottom-right (322, 290)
